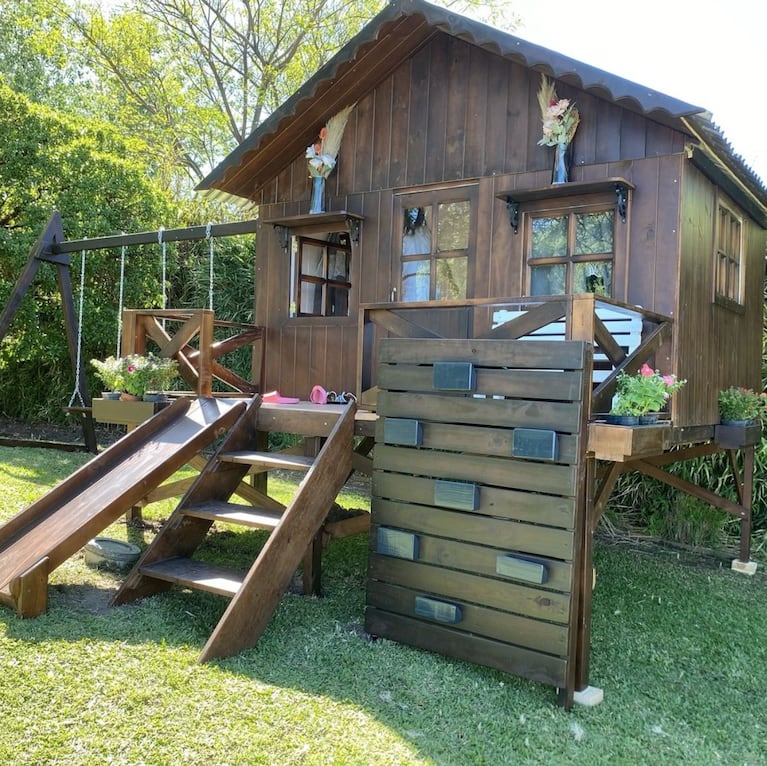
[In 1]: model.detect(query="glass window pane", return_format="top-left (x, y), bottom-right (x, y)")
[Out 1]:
top-left (328, 286), bottom-right (349, 317)
top-left (573, 262), bottom-right (612, 295)
top-left (530, 264), bottom-right (566, 295)
top-left (300, 281), bottom-right (322, 315)
top-left (328, 248), bottom-right (349, 281)
top-left (402, 260), bottom-right (430, 301)
top-left (402, 207), bottom-right (432, 255)
top-left (435, 257), bottom-right (467, 300)
top-left (575, 211), bottom-right (614, 254)
top-left (301, 243), bottom-right (324, 277)
top-left (531, 216), bottom-right (567, 259)
top-left (436, 201), bottom-right (470, 252)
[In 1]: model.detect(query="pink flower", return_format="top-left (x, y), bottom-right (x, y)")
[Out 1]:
top-left (127, 365), bottom-right (136, 373)
top-left (662, 375), bottom-right (675, 387)
top-left (640, 363), bottom-right (654, 377)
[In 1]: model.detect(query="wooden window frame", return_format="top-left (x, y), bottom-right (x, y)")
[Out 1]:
top-left (290, 232), bottom-right (352, 318)
top-left (394, 184), bottom-right (478, 302)
top-left (713, 197), bottom-right (744, 310)
top-left (521, 193), bottom-right (626, 299)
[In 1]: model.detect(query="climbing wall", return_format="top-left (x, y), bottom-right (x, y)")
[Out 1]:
top-left (365, 338), bottom-right (593, 708)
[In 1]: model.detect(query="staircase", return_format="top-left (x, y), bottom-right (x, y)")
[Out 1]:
top-left (111, 395), bottom-right (358, 661)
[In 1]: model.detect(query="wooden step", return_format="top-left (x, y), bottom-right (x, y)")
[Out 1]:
top-left (182, 500), bottom-right (283, 530)
top-left (219, 451), bottom-right (315, 470)
top-left (139, 557), bottom-right (244, 598)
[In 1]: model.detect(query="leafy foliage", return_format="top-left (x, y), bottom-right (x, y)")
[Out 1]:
top-left (0, 84), bottom-right (177, 419)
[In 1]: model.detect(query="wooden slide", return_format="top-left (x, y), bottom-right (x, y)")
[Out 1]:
top-left (0, 396), bottom-right (247, 617)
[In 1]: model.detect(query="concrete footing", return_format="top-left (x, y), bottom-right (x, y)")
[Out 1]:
top-left (731, 559), bottom-right (758, 575)
top-left (573, 685), bottom-right (604, 707)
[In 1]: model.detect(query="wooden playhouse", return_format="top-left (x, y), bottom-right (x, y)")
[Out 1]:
top-left (193, 0), bottom-right (767, 706)
top-left (3, 0), bottom-right (764, 709)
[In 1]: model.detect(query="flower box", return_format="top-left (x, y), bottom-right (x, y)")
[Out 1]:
top-left (587, 421), bottom-right (671, 462)
top-left (714, 421), bottom-right (762, 449)
top-left (92, 397), bottom-right (170, 426)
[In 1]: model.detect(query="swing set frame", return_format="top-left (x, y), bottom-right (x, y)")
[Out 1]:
top-left (0, 211), bottom-right (263, 452)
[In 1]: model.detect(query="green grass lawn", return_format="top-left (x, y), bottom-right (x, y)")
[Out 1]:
top-left (1, 445), bottom-right (766, 765)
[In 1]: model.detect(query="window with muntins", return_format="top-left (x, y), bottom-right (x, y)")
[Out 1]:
top-left (397, 186), bottom-right (477, 302)
top-left (526, 203), bottom-right (616, 297)
top-left (290, 232), bottom-right (351, 317)
top-left (714, 202), bottom-right (743, 306)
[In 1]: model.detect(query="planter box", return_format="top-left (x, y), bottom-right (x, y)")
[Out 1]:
top-left (92, 397), bottom-right (169, 426)
top-left (587, 421), bottom-right (671, 462)
top-left (714, 421), bottom-right (762, 449)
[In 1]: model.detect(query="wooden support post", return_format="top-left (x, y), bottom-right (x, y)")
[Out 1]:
top-left (10, 557), bottom-right (50, 617)
top-left (302, 534), bottom-right (324, 597)
top-left (198, 310), bottom-right (214, 397)
top-left (301, 436), bottom-right (324, 596)
top-left (738, 446), bottom-right (754, 565)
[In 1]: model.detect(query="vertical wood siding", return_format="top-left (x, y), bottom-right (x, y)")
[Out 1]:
top-left (255, 31), bottom-right (764, 420)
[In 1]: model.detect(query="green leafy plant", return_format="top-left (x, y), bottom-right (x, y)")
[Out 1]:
top-left (610, 364), bottom-right (686, 416)
top-left (718, 386), bottom-right (767, 422)
top-left (91, 353), bottom-right (178, 397)
top-left (90, 356), bottom-right (125, 392)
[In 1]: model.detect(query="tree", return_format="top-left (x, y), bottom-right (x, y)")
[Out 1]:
top-left (0, 83), bottom-right (177, 419)
top-left (62, 0), bottom-right (518, 192)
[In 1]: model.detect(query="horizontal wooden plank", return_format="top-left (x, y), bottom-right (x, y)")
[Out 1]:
top-left (374, 444), bottom-right (578, 497)
top-left (378, 365), bottom-right (584, 402)
top-left (368, 554), bottom-right (571, 622)
top-left (372, 472), bottom-right (576, 528)
top-left (376, 418), bottom-right (580, 463)
top-left (219, 452), bottom-right (314, 470)
top-left (370, 525), bottom-right (573, 590)
top-left (367, 580), bottom-right (569, 655)
top-left (378, 391), bottom-right (583, 433)
top-left (364, 607), bottom-right (568, 689)
top-left (378, 338), bottom-right (588, 370)
top-left (139, 557), bottom-right (244, 597)
top-left (371, 499), bottom-right (574, 559)
top-left (182, 501), bottom-right (283, 529)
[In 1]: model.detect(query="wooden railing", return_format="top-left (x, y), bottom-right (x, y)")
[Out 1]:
top-left (120, 309), bottom-right (265, 397)
top-left (357, 294), bottom-right (674, 419)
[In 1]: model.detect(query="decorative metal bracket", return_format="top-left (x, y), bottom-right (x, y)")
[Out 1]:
top-left (615, 183), bottom-right (629, 223)
top-left (273, 224), bottom-right (289, 251)
top-left (505, 196), bottom-right (521, 234)
top-left (347, 216), bottom-right (361, 244)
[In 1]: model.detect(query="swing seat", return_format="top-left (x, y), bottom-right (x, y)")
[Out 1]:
top-left (63, 405), bottom-right (93, 415)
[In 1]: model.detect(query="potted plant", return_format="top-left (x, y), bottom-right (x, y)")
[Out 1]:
top-left (608, 364), bottom-right (686, 425)
top-left (91, 353), bottom-right (179, 400)
top-left (91, 356), bottom-right (125, 399)
top-left (717, 386), bottom-right (767, 425)
top-left (121, 353), bottom-right (179, 400)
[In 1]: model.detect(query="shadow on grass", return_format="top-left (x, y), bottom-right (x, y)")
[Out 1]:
top-left (3, 530), bottom-right (767, 765)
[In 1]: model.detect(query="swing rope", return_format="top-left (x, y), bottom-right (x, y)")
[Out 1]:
top-left (158, 227), bottom-right (167, 329)
top-left (67, 244), bottom-right (88, 408)
top-left (116, 241), bottom-right (127, 357)
top-left (206, 222), bottom-right (214, 311)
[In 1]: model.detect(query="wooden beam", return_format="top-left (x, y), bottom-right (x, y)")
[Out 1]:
top-left (53, 218), bottom-right (261, 255)
top-left (479, 299), bottom-right (568, 340)
top-left (631, 459), bottom-right (748, 519)
top-left (367, 308), bottom-right (444, 339)
top-left (590, 460), bottom-right (623, 533)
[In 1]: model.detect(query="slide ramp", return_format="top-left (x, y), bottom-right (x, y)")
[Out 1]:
top-left (0, 397), bottom-right (247, 616)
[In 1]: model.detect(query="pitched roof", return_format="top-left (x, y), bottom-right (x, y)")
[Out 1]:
top-left (197, 0), bottom-right (766, 219)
